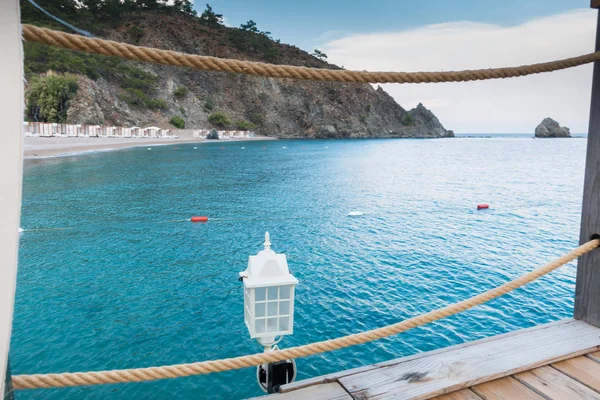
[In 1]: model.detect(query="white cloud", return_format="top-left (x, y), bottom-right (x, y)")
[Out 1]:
top-left (321, 9), bottom-right (597, 133)
top-left (315, 30), bottom-right (345, 45)
top-left (222, 17), bottom-right (234, 28)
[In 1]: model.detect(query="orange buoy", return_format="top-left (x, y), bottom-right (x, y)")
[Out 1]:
top-left (191, 216), bottom-right (209, 222)
top-left (477, 204), bottom-right (489, 210)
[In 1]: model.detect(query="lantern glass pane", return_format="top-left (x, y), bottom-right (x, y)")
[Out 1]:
top-left (255, 303), bottom-right (266, 318)
top-left (279, 317), bottom-right (289, 331)
top-left (255, 287), bottom-right (266, 302)
top-left (268, 287), bottom-right (278, 300)
top-left (256, 319), bottom-right (266, 334)
top-left (279, 301), bottom-right (290, 316)
top-left (267, 302), bottom-right (278, 317)
top-left (267, 318), bottom-right (278, 333)
top-left (280, 285), bottom-right (291, 300)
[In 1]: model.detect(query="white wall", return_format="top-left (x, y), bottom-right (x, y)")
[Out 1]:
top-left (0, 0), bottom-right (23, 394)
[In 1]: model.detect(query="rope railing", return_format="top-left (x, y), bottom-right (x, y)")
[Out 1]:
top-left (22, 24), bottom-right (600, 84)
top-left (11, 238), bottom-right (599, 390)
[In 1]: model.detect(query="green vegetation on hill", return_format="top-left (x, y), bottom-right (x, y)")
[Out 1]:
top-left (169, 115), bottom-right (185, 128)
top-left (312, 49), bottom-right (328, 61)
top-left (20, 1), bottom-right (286, 121)
top-left (24, 41), bottom-right (157, 90)
top-left (26, 75), bottom-right (79, 122)
top-left (24, 42), bottom-right (116, 79)
top-left (202, 99), bottom-right (215, 112)
top-left (20, 0), bottom-right (197, 32)
top-left (173, 86), bottom-right (188, 98)
top-left (229, 19), bottom-right (279, 61)
top-left (198, 3), bottom-right (222, 27)
top-left (24, 41), bottom-right (170, 112)
top-left (147, 98), bottom-right (168, 110)
top-left (235, 120), bottom-right (256, 131)
top-left (208, 111), bottom-right (231, 128)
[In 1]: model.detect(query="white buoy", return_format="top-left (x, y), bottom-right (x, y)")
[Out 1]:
top-left (193, 147), bottom-right (197, 149)
top-left (147, 148), bottom-right (152, 150)
top-left (348, 211), bottom-right (364, 217)
top-left (241, 147), bottom-right (245, 149)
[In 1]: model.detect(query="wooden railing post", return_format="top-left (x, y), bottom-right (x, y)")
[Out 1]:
top-left (574, 3), bottom-right (600, 326)
top-left (0, 0), bottom-right (23, 395)
top-left (3, 362), bottom-right (13, 400)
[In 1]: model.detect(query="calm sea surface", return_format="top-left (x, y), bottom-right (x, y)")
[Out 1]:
top-left (11, 136), bottom-right (588, 399)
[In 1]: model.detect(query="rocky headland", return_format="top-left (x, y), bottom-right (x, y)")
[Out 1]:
top-left (22, 1), bottom-right (453, 139)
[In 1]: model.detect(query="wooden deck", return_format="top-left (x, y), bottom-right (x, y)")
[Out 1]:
top-left (256, 319), bottom-right (600, 399)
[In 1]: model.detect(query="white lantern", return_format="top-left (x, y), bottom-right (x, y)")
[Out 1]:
top-left (240, 232), bottom-right (298, 343)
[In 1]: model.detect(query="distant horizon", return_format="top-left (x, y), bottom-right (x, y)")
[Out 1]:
top-left (454, 132), bottom-right (588, 136)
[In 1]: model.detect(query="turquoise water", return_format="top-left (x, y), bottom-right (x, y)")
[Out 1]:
top-left (11, 137), bottom-right (587, 399)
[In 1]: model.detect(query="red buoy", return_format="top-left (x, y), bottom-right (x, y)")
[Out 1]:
top-left (191, 216), bottom-right (209, 222)
top-left (477, 204), bottom-right (489, 210)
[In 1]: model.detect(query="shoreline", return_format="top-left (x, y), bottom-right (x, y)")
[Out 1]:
top-left (24, 135), bottom-right (276, 159)
top-left (24, 133), bottom-right (579, 159)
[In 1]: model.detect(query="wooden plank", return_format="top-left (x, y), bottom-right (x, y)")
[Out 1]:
top-left (515, 366), bottom-right (600, 399)
top-left (552, 356), bottom-right (600, 392)
top-left (281, 319), bottom-right (574, 393)
top-left (0, 1), bottom-right (23, 396)
top-left (586, 350), bottom-right (600, 363)
top-left (431, 389), bottom-right (482, 400)
top-left (575, 7), bottom-right (600, 328)
top-left (592, 0), bottom-right (600, 9)
top-left (337, 320), bottom-right (600, 399)
top-left (280, 363), bottom-right (376, 393)
top-left (250, 383), bottom-right (351, 400)
top-left (471, 377), bottom-right (543, 400)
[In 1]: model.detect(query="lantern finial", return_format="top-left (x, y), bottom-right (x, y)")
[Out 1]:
top-left (264, 231), bottom-right (271, 250)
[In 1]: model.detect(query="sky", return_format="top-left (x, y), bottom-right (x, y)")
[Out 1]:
top-left (194, 0), bottom-right (596, 133)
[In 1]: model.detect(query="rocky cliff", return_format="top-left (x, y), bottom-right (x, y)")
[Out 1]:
top-left (24, 8), bottom-right (453, 139)
top-left (535, 118), bottom-right (571, 138)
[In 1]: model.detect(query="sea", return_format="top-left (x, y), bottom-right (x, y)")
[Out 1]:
top-left (10, 133), bottom-right (589, 399)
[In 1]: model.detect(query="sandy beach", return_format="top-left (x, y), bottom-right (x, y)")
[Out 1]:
top-left (24, 131), bottom-right (275, 158)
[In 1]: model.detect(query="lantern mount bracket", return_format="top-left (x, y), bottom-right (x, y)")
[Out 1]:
top-left (258, 336), bottom-right (284, 351)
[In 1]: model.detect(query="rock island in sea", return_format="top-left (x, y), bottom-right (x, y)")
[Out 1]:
top-left (535, 118), bottom-right (571, 138)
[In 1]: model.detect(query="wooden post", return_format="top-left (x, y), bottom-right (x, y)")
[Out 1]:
top-left (0, 0), bottom-right (23, 395)
top-left (574, 3), bottom-right (600, 326)
top-left (3, 362), bottom-right (13, 400)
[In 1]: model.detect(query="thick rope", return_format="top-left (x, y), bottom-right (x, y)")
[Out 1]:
top-left (11, 239), bottom-right (599, 390)
top-left (22, 24), bottom-right (600, 84)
